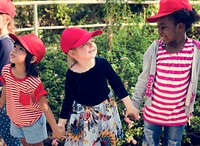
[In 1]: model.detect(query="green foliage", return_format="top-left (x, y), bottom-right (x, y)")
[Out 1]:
top-left (38, 45), bottom-right (68, 119)
top-left (13, 0), bottom-right (200, 145)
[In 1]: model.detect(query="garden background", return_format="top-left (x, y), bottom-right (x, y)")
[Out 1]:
top-left (13, 0), bottom-right (200, 145)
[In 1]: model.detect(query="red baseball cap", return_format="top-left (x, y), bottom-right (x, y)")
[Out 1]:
top-left (60, 27), bottom-right (103, 53)
top-left (146, 0), bottom-right (192, 23)
top-left (0, 0), bottom-right (16, 18)
top-left (9, 34), bottom-right (46, 64)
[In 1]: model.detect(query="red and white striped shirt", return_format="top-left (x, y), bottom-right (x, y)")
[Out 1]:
top-left (1, 64), bottom-right (47, 127)
top-left (143, 38), bottom-right (194, 126)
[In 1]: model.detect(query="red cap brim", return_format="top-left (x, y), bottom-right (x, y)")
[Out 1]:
top-left (73, 30), bottom-right (103, 48)
top-left (9, 34), bottom-right (32, 57)
top-left (146, 11), bottom-right (174, 23)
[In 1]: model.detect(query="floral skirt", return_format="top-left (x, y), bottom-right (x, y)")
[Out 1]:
top-left (64, 96), bottom-right (123, 146)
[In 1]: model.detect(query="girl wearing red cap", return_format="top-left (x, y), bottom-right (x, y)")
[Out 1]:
top-left (58, 27), bottom-right (140, 146)
top-left (131, 0), bottom-right (200, 145)
top-left (0, 34), bottom-right (66, 146)
top-left (0, 0), bottom-right (21, 145)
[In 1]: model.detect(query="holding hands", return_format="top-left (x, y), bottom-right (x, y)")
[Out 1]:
top-left (121, 96), bottom-right (140, 123)
top-left (52, 125), bottom-right (66, 140)
top-left (124, 105), bottom-right (140, 124)
top-left (121, 96), bottom-right (140, 145)
top-left (57, 118), bottom-right (67, 131)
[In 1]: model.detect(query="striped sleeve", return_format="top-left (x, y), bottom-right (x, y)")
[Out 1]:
top-left (33, 82), bottom-right (48, 102)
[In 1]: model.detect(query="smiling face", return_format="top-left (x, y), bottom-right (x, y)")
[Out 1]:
top-left (70, 38), bottom-right (97, 61)
top-left (157, 15), bottom-right (182, 45)
top-left (10, 42), bottom-right (27, 65)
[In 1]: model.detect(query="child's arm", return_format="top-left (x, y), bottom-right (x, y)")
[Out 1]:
top-left (0, 86), bottom-right (6, 109)
top-left (121, 96), bottom-right (140, 122)
top-left (38, 96), bottom-right (66, 139)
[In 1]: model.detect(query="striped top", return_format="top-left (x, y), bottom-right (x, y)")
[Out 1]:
top-left (143, 38), bottom-right (194, 126)
top-left (1, 64), bottom-right (47, 127)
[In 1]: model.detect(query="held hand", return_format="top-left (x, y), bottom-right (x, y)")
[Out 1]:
top-left (58, 118), bottom-right (67, 131)
top-left (121, 96), bottom-right (140, 123)
top-left (124, 106), bottom-right (140, 124)
top-left (52, 126), bottom-right (66, 140)
top-left (57, 123), bottom-right (66, 131)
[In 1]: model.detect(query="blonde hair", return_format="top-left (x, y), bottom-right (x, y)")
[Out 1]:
top-left (2, 14), bottom-right (16, 34)
top-left (7, 19), bottom-right (16, 34)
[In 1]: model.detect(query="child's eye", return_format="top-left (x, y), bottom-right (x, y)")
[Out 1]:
top-left (158, 25), bottom-right (167, 30)
top-left (80, 43), bottom-right (87, 48)
top-left (80, 38), bottom-right (95, 48)
top-left (19, 47), bottom-right (25, 52)
top-left (161, 26), bottom-right (167, 30)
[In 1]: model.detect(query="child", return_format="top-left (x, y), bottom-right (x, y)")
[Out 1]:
top-left (0, 34), bottom-right (66, 145)
top-left (131, 0), bottom-right (200, 145)
top-left (57, 27), bottom-right (140, 146)
top-left (0, 0), bottom-right (21, 145)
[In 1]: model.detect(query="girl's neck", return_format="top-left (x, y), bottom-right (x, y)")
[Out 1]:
top-left (0, 28), bottom-right (9, 37)
top-left (165, 35), bottom-right (187, 53)
top-left (71, 58), bottom-right (95, 73)
top-left (12, 65), bottom-right (27, 79)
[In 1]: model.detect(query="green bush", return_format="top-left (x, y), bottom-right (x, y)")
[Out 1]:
top-left (15, 0), bottom-right (200, 145)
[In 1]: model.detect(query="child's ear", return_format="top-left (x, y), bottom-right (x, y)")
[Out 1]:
top-left (68, 50), bottom-right (76, 58)
top-left (3, 14), bottom-right (11, 25)
top-left (31, 56), bottom-right (37, 64)
top-left (177, 23), bottom-right (185, 32)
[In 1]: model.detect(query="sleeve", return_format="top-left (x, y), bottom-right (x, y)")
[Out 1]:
top-left (59, 71), bottom-right (75, 119)
top-left (0, 75), bottom-right (6, 85)
top-left (33, 82), bottom-right (48, 102)
top-left (103, 58), bottom-right (128, 99)
top-left (0, 38), bottom-right (13, 86)
top-left (0, 65), bottom-right (8, 85)
top-left (132, 41), bottom-right (157, 109)
top-left (193, 40), bottom-right (200, 50)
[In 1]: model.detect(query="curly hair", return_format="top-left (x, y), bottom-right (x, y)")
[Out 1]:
top-left (169, 8), bottom-right (200, 31)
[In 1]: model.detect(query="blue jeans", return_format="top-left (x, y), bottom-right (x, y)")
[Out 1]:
top-left (142, 120), bottom-right (185, 146)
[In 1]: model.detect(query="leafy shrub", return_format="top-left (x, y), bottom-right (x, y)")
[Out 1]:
top-left (15, 0), bottom-right (200, 145)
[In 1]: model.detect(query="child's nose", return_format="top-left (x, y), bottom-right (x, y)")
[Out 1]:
top-left (12, 47), bottom-right (18, 53)
top-left (158, 28), bottom-right (163, 35)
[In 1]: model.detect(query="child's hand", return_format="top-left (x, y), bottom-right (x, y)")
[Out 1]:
top-left (57, 123), bottom-right (66, 131)
top-left (52, 139), bottom-right (59, 146)
top-left (58, 118), bottom-right (67, 131)
top-left (121, 96), bottom-right (140, 123)
top-left (52, 127), bottom-right (66, 140)
top-left (124, 106), bottom-right (140, 123)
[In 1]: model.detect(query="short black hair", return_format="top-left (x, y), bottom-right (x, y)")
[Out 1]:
top-left (169, 8), bottom-right (200, 31)
top-left (25, 52), bottom-right (39, 77)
